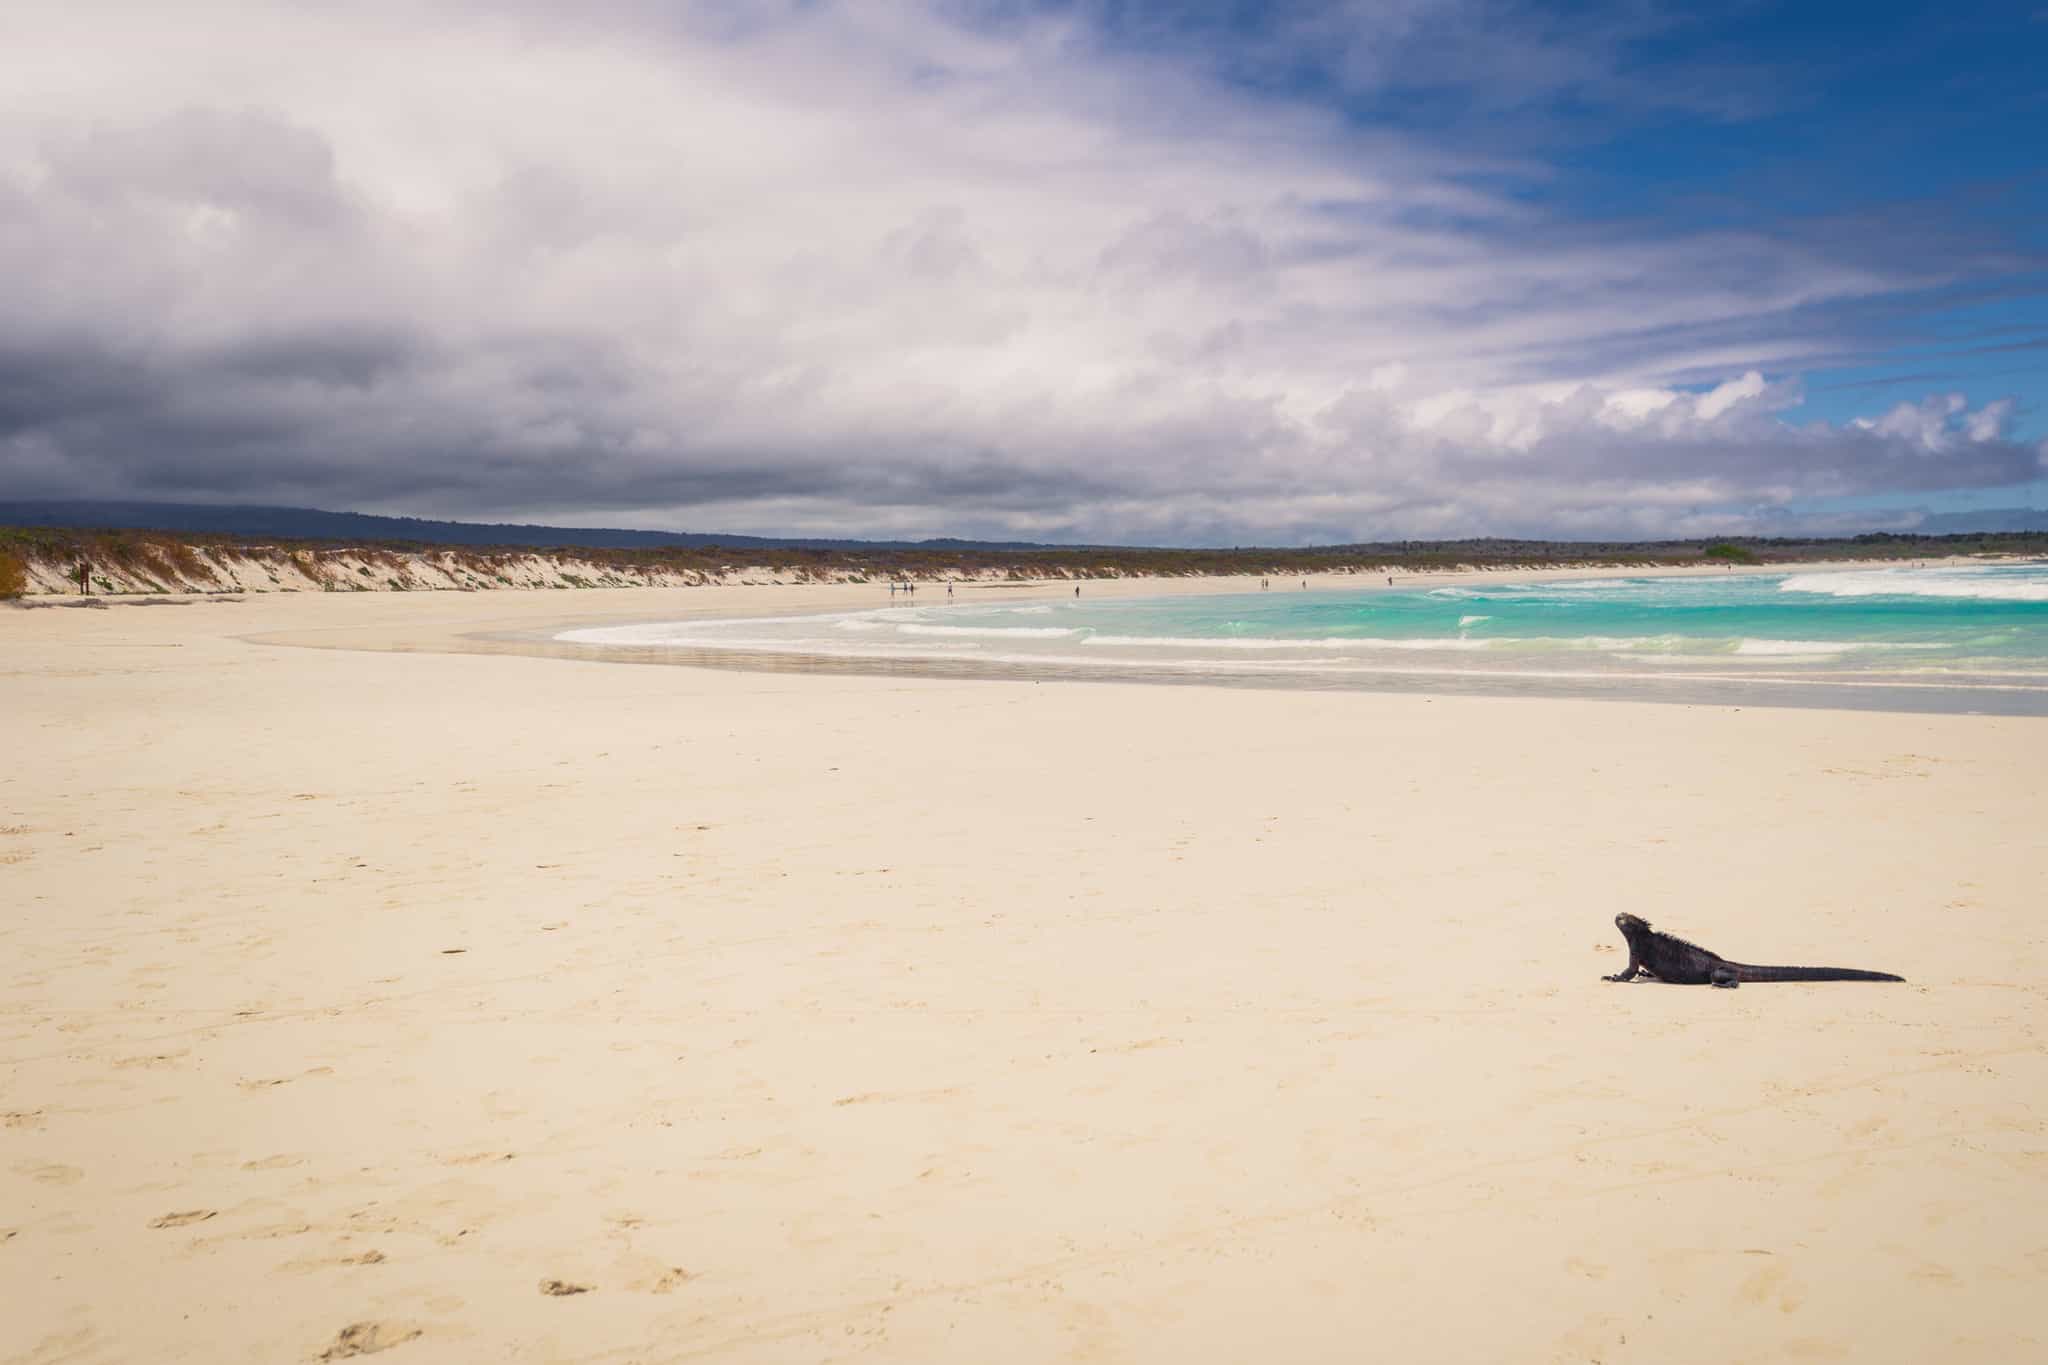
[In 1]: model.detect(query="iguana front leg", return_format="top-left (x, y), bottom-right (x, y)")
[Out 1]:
top-left (1603, 959), bottom-right (1640, 982)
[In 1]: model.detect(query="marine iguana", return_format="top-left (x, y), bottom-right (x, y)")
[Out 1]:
top-left (1603, 913), bottom-right (1903, 988)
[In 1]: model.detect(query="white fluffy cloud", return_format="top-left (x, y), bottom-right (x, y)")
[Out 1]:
top-left (0, 1), bottom-right (2038, 541)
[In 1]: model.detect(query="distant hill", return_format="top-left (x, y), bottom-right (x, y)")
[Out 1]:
top-left (1915, 507), bottom-right (2048, 534)
top-left (0, 500), bottom-right (1058, 553)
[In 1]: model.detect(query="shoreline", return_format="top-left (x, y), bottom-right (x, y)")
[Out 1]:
top-left (263, 557), bottom-right (2046, 718)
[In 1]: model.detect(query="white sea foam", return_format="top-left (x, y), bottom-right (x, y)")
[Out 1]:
top-left (1428, 578), bottom-right (1646, 602)
top-left (562, 616), bottom-right (1956, 669)
top-left (1457, 614), bottom-right (1492, 627)
top-left (894, 623), bottom-right (1078, 639)
top-left (547, 617), bottom-right (2048, 704)
top-left (559, 610), bottom-right (877, 646)
top-left (1080, 633), bottom-right (1496, 651)
top-left (1425, 586), bottom-right (1510, 600)
top-left (1779, 569), bottom-right (2048, 602)
top-left (559, 622), bottom-right (731, 645)
top-left (1503, 634), bottom-right (1693, 653)
top-left (1733, 638), bottom-right (1853, 657)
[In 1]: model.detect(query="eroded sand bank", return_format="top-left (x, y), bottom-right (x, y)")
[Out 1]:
top-left (4, 583), bottom-right (2044, 1363)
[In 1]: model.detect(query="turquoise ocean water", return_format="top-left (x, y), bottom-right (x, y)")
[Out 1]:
top-left (557, 563), bottom-right (2048, 713)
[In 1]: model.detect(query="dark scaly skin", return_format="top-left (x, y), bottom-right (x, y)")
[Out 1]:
top-left (1604, 913), bottom-right (1904, 988)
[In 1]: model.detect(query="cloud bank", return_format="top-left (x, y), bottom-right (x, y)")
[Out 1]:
top-left (0, 0), bottom-right (2041, 542)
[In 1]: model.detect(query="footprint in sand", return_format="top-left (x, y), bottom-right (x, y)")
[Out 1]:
top-left (832, 1087), bottom-right (959, 1107)
top-left (319, 1322), bottom-right (420, 1359)
top-left (241, 1154), bottom-right (306, 1171)
top-left (539, 1279), bottom-right (594, 1296)
top-left (1738, 1263), bottom-right (1804, 1313)
top-left (233, 1221), bottom-right (313, 1241)
top-left (440, 1151), bottom-right (516, 1166)
top-left (240, 1066), bottom-right (333, 1091)
top-left (15, 1161), bottom-right (82, 1185)
top-left (149, 1210), bottom-right (217, 1229)
top-left (1095, 1037), bottom-right (1176, 1054)
top-left (280, 1248), bottom-right (386, 1275)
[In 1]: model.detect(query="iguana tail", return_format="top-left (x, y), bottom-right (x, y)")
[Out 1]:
top-left (1732, 963), bottom-right (1904, 983)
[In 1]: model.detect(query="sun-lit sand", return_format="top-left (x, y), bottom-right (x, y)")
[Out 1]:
top-left (5, 579), bottom-right (2045, 1363)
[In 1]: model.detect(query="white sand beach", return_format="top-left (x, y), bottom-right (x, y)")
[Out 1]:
top-left (4, 580), bottom-right (2045, 1364)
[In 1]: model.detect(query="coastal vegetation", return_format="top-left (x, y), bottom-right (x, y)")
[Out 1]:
top-left (2, 520), bottom-right (2043, 597)
top-left (1703, 541), bottom-right (1760, 564)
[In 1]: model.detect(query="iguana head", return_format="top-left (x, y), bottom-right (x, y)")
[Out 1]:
top-left (1615, 912), bottom-right (1650, 935)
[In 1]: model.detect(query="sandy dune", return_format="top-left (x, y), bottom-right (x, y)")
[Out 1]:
top-left (3, 584), bottom-right (2044, 1363)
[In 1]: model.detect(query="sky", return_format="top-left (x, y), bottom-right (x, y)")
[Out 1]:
top-left (1, 0), bottom-right (2043, 545)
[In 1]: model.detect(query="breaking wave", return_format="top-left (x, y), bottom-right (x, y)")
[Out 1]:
top-left (1779, 567), bottom-right (2048, 602)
